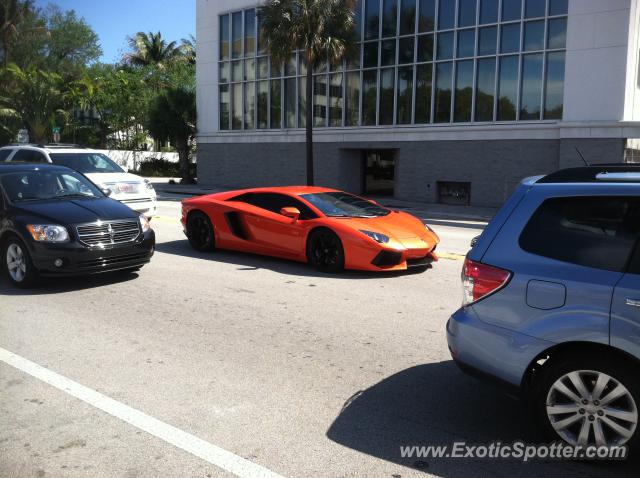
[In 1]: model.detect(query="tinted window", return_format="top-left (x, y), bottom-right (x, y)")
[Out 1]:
top-left (0, 149), bottom-right (13, 161)
top-left (232, 192), bottom-right (318, 220)
top-left (49, 153), bottom-right (124, 173)
top-left (11, 149), bottom-right (46, 163)
top-left (519, 197), bottom-right (640, 272)
top-left (0, 171), bottom-right (102, 202)
top-left (628, 243), bottom-right (640, 275)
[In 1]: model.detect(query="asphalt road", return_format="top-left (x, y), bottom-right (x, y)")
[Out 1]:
top-left (0, 198), bottom-right (633, 477)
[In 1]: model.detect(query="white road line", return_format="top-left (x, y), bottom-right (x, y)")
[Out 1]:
top-left (0, 347), bottom-right (284, 478)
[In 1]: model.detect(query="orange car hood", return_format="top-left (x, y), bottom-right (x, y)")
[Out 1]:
top-left (337, 211), bottom-right (437, 241)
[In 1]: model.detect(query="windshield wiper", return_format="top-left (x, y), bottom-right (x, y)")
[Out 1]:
top-left (55, 193), bottom-right (97, 199)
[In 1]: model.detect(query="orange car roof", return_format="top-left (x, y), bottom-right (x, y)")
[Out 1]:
top-left (226, 186), bottom-right (337, 196)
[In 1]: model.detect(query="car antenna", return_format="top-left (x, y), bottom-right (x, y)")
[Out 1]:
top-left (575, 146), bottom-right (590, 166)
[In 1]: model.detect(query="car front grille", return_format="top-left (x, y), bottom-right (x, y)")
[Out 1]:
top-left (77, 251), bottom-right (150, 269)
top-left (76, 220), bottom-right (141, 247)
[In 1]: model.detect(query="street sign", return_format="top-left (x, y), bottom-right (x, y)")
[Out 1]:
top-left (52, 126), bottom-right (61, 143)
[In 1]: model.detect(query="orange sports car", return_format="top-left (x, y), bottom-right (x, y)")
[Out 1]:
top-left (181, 187), bottom-right (440, 272)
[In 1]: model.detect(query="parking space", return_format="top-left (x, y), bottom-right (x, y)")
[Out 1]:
top-left (0, 198), bottom-right (634, 477)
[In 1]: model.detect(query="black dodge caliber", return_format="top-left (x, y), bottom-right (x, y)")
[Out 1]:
top-left (0, 164), bottom-right (155, 287)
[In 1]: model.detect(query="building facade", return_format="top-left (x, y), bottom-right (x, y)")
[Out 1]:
top-left (196, 0), bottom-right (640, 207)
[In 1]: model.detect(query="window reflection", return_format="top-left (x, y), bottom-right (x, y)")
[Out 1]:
top-left (415, 63), bottom-right (433, 123)
top-left (454, 60), bottom-right (474, 122)
top-left (365, 0), bottom-right (380, 40)
top-left (457, 29), bottom-right (475, 58)
top-left (502, 0), bottom-right (522, 22)
top-left (500, 23), bottom-right (520, 53)
top-left (382, 0), bottom-right (398, 37)
top-left (257, 81), bottom-right (268, 129)
top-left (379, 68), bottom-right (395, 124)
top-left (270, 79), bottom-right (281, 128)
top-left (520, 53), bottom-right (543, 120)
top-left (478, 26), bottom-right (497, 55)
top-left (400, 0), bottom-right (417, 35)
top-left (475, 57), bottom-right (496, 121)
top-left (544, 51), bottom-right (564, 119)
top-left (397, 66), bottom-right (414, 124)
top-left (329, 74), bottom-right (344, 127)
top-left (497, 55), bottom-right (518, 120)
top-left (548, 18), bottom-right (567, 49)
top-left (437, 31), bottom-right (454, 59)
top-left (480, 0), bottom-right (499, 24)
top-left (418, 0), bottom-right (436, 32)
top-left (314, 75), bottom-right (327, 127)
top-left (458, 0), bottom-right (477, 28)
top-left (524, 20), bottom-right (544, 51)
top-left (362, 69), bottom-right (378, 125)
top-left (438, 0), bottom-right (455, 30)
top-left (434, 61), bottom-right (453, 122)
top-left (346, 72), bottom-right (361, 126)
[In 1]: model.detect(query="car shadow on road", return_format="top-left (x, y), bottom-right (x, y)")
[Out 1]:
top-left (327, 361), bottom-right (632, 477)
top-left (0, 270), bottom-right (140, 296)
top-left (155, 239), bottom-right (433, 280)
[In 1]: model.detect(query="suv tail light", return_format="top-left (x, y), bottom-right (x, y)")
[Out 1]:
top-left (462, 258), bottom-right (511, 305)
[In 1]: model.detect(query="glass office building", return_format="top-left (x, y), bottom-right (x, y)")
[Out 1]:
top-left (218, 0), bottom-right (568, 131)
top-left (198, 0), bottom-right (640, 207)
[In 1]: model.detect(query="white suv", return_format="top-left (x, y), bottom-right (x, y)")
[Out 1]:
top-left (0, 144), bottom-right (157, 217)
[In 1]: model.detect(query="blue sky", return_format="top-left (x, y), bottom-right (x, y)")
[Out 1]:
top-left (35, 0), bottom-right (195, 64)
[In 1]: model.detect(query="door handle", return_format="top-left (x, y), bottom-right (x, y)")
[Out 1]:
top-left (626, 299), bottom-right (640, 308)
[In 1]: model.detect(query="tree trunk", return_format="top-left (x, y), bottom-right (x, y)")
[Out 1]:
top-left (305, 51), bottom-right (314, 186)
top-left (176, 137), bottom-right (193, 184)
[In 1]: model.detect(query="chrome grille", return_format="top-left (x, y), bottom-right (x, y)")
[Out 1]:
top-left (76, 219), bottom-right (141, 247)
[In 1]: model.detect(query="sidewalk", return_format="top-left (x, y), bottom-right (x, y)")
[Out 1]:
top-left (147, 177), bottom-right (496, 223)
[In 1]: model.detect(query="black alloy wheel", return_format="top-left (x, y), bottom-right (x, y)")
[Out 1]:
top-left (307, 229), bottom-right (344, 273)
top-left (187, 212), bottom-right (215, 252)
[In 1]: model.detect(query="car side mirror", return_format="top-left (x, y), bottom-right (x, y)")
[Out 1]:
top-left (101, 188), bottom-right (112, 197)
top-left (280, 207), bottom-right (300, 221)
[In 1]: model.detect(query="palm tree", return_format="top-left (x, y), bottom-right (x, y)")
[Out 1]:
top-left (0, 63), bottom-right (69, 143)
top-left (0, 0), bottom-right (33, 67)
top-left (180, 34), bottom-right (196, 65)
top-left (147, 87), bottom-right (196, 184)
top-left (258, 0), bottom-right (356, 186)
top-left (125, 31), bottom-right (181, 68)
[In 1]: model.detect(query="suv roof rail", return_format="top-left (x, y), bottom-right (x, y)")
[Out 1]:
top-left (43, 143), bottom-right (85, 148)
top-left (538, 164), bottom-right (640, 184)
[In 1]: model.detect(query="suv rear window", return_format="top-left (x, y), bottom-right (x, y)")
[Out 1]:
top-left (519, 196), bottom-right (640, 272)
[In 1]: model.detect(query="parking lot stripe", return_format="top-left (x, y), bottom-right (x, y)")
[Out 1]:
top-left (0, 347), bottom-right (285, 478)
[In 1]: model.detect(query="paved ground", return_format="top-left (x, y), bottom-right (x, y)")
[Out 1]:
top-left (0, 197), bottom-right (633, 477)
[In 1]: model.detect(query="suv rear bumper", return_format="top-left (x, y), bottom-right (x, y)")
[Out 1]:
top-left (446, 307), bottom-right (553, 388)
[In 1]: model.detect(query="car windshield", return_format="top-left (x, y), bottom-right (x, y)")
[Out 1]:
top-left (301, 192), bottom-right (391, 217)
top-left (49, 152), bottom-right (124, 173)
top-left (0, 170), bottom-right (103, 202)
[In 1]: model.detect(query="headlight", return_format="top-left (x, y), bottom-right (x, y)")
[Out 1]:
top-left (359, 230), bottom-right (389, 243)
top-left (26, 224), bottom-right (69, 242)
top-left (143, 179), bottom-right (155, 190)
top-left (139, 214), bottom-right (151, 232)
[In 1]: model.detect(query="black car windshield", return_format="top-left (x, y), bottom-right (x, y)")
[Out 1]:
top-left (301, 192), bottom-right (390, 217)
top-left (0, 170), bottom-right (103, 202)
top-left (49, 152), bottom-right (124, 173)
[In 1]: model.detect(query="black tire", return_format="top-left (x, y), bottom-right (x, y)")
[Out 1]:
top-left (187, 211), bottom-right (215, 252)
top-left (532, 353), bottom-right (640, 456)
top-left (307, 228), bottom-right (344, 273)
top-left (2, 236), bottom-right (38, 288)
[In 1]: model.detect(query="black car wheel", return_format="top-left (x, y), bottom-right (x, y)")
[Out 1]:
top-left (187, 211), bottom-right (215, 252)
top-left (307, 228), bottom-right (344, 273)
top-left (533, 354), bottom-right (640, 454)
top-left (2, 236), bottom-right (37, 288)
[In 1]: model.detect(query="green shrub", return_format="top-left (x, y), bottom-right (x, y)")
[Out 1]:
top-left (131, 158), bottom-right (196, 178)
